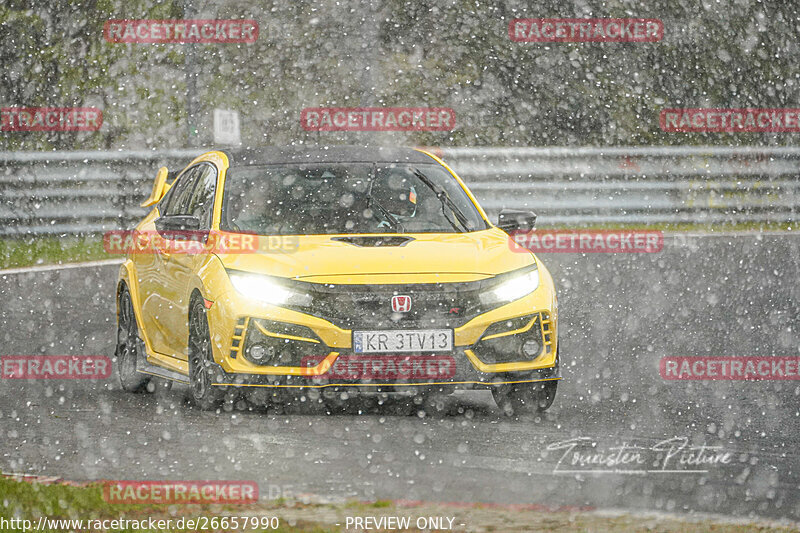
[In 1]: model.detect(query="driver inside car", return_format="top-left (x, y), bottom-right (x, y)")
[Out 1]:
top-left (369, 168), bottom-right (419, 231)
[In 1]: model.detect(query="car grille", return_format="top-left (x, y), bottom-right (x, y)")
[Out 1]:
top-left (299, 281), bottom-right (494, 329)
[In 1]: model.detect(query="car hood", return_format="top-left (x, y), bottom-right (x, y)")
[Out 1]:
top-left (217, 228), bottom-right (534, 284)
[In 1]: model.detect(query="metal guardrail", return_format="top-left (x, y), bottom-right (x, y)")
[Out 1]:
top-left (439, 146), bottom-right (799, 225)
top-left (0, 146), bottom-right (797, 236)
top-left (0, 150), bottom-right (197, 236)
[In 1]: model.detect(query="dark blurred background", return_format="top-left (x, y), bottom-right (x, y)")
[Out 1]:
top-left (2, 0), bottom-right (799, 150)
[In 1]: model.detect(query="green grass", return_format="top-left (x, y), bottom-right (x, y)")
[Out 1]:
top-left (343, 499), bottom-right (393, 510)
top-left (0, 235), bottom-right (107, 270)
top-left (0, 477), bottom-right (158, 532)
top-left (1, 477), bottom-right (797, 533)
top-left (0, 477), bottom-right (340, 532)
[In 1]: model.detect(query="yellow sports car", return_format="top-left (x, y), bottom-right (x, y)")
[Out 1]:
top-left (115, 146), bottom-right (559, 413)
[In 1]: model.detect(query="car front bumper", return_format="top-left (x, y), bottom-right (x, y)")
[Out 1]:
top-left (204, 279), bottom-right (559, 389)
top-left (205, 349), bottom-right (560, 390)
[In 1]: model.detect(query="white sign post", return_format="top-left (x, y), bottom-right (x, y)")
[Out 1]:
top-left (213, 108), bottom-right (241, 145)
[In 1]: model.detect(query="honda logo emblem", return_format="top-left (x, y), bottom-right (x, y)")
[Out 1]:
top-left (391, 295), bottom-right (412, 313)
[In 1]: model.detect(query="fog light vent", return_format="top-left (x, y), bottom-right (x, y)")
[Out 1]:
top-left (521, 339), bottom-right (541, 358)
top-left (248, 343), bottom-right (275, 363)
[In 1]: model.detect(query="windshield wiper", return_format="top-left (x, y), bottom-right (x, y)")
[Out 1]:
top-left (370, 199), bottom-right (404, 233)
top-left (410, 168), bottom-right (470, 232)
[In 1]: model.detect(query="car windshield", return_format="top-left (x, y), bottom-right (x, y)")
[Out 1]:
top-left (221, 163), bottom-right (487, 235)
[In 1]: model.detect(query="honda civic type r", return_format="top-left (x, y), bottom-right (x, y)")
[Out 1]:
top-left (115, 146), bottom-right (560, 412)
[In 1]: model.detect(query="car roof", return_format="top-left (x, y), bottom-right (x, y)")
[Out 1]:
top-left (222, 145), bottom-right (437, 167)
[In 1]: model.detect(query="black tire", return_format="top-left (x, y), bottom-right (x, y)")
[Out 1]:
top-left (116, 286), bottom-right (151, 392)
top-left (188, 297), bottom-right (223, 410)
top-left (492, 380), bottom-right (558, 416)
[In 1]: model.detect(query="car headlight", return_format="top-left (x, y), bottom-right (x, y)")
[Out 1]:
top-left (479, 266), bottom-right (539, 306)
top-left (227, 270), bottom-right (312, 307)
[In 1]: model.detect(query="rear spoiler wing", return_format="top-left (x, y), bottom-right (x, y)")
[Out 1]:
top-left (141, 167), bottom-right (178, 207)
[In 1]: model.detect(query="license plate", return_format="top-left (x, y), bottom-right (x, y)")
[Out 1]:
top-left (353, 329), bottom-right (453, 354)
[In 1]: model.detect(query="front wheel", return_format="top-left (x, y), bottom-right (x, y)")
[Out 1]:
top-left (492, 380), bottom-right (558, 416)
top-left (116, 286), bottom-right (150, 392)
top-left (188, 298), bottom-right (223, 410)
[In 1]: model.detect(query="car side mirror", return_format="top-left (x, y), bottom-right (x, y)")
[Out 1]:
top-left (155, 215), bottom-right (202, 234)
top-left (497, 209), bottom-right (537, 233)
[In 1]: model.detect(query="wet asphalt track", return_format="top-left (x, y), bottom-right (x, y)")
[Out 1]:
top-left (0, 233), bottom-right (799, 523)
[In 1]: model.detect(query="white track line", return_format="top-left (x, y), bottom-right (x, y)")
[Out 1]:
top-left (0, 258), bottom-right (123, 276)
